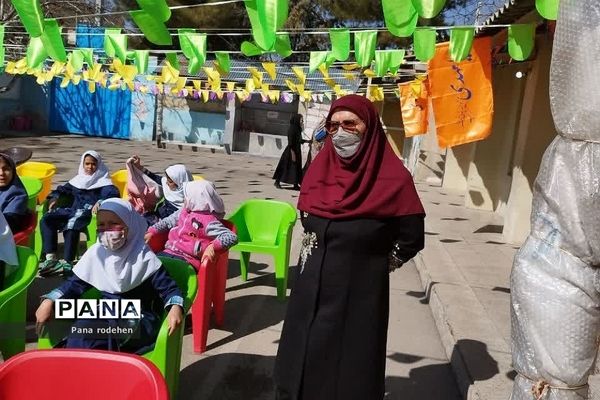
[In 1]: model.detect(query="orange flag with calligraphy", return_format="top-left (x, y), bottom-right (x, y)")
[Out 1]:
top-left (428, 37), bottom-right (493, 148)
top-left (399, 78), bottom-right (429, 137)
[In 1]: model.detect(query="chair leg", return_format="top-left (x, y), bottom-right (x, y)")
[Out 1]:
top-left (34, 206), bottom-right (43, 259)
top-left (239, 251), bottom-right (250, 282)
top-left (0, 291), bottom-right (26, 359)
top-left (192, 261), bottom-right (214, 354)
top-left (213, 254), bottom-right (228, 327)
top-left (274, 250), bottom-right (291, 301)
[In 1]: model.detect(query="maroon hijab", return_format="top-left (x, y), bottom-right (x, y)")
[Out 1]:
top-left (298, 95), bottom-right (424, 219)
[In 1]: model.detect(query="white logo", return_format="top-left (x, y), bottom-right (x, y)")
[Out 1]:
top-left (55, 299), bottom-right (142, 319)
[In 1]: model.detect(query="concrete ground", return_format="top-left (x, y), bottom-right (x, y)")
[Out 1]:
top-left (4, 134), bottom-right (460, 399)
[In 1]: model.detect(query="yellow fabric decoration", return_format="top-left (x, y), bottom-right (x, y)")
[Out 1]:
top-left (262, 62), bottom-right (277, 80)
top-left (292, 66), bottom-right (306, 85)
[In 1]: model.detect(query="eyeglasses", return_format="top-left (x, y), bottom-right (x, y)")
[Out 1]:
top-left (325, 119), bottom-right (363, 134)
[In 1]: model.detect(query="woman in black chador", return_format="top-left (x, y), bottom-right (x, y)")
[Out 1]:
top-left (273, 114), bottom-right (304, 190)
top-left (274, 95), bottom-right (425, 400)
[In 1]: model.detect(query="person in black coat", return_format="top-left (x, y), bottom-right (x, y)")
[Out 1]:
top-left (273, 114), bottom-right (306, 190)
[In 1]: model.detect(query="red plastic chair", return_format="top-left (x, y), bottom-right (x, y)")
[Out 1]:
top-left (12, 211), bottom-right (37, 247)
top-left (0, 349), bottom-right (169, 400)
top-left (150, 221), bottom-right (235, 353)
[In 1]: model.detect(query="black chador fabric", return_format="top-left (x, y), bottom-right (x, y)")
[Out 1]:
top-left (274, 213), bottom-right (424, 400)
top-left (273, 118), bottom-right (303, 186)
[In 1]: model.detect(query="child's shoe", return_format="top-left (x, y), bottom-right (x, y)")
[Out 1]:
top-left (59, 261), bottom-right (73, 277)
top-left (39, 259), bottom-right (61, 277)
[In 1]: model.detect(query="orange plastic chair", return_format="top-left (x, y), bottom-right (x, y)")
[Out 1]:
top-left (0, 349), bottom-right (169, 400)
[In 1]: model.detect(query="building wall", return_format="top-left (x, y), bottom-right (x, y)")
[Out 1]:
top-left (129, 92), bottom-right (156, 141)
top-left (0, 75), bottom-right (50, 134)
top-left (160, 97), bottom-right (226, 147)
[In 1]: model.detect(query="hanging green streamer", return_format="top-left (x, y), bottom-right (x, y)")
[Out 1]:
top-left (241, 41), bottom-right (265, 57)
top-left (26, 36), bottom-right (47, 69)
top-left (374, 50), bottom-right (405, 76)
top-left (134, 50), bottom-right (149, 74)
top-left (10, 0), bottom-right (45, 37)
top-left (104, 28), bottom-right (121, 58)
top-left (215, 52), bottom-right (231, 73)
top-left (536, 0), bottom-right (559, 20)
top-left (79, 48), bottom-right (94, 66)
top-left (309, 51), bottom-right (329, 73)
top-left (40, 19), bottom-right (67, 63)
top-left (244, 0), bottom-right (288, 51)
top-left (166, 53), bottom-right (180, 70)
top-left (413, 28), bottom-right (436, 62)
top-left (410, 0), bottom-right (446, 19)
top-left (69, 50), bottom-right (84, 71)
top-left (108, 34), bottom-right (128, 64)
top-left (382, 0), bottom-right (418, 37)
top-left (274, 33), bottom-right (292, 58)
top-left (130, 10), bottom-right (172, 46)
top-left (449, 27), bottom-right (474, 62)
top-left (330, 28), bottom-right (350, 61)
top-left (180, 33), bottom-right (207, 74)
top-left (177, 29), bottom-right (196, 59)
top-left (135, 0), bottom-right (171, 22)
top-left (354, 31), bottom-right (377, 67)
top-left (508, 24), bottom-right (535, 61)
top-left (0, 26), bottom-right (4, 67)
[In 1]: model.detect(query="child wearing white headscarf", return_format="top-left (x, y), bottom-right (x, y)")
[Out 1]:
top-left (126, 156), bottom-right (192, 225)
top-left (39, 151), bottom-right (120, 277)
top-left (35, 198), bottom-right (184, 352)
top-left (145, 180), bottom-right (238, 271)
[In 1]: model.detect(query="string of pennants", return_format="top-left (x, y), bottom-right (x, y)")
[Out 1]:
top-left (0, 0), bottom-right (560, 103)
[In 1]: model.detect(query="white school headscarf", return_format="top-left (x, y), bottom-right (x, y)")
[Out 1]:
top-left (68, 150), bottom-right (114, 190)
top-left (183, 180), bottom-right (225, 218)
top-left (161, 164), bottom-right (192, 207)
top-left (73, 198), bottom-right (162, 294)
top-left (0, 211), bottom-right (18, 266)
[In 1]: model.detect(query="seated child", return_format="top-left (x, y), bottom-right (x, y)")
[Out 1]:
top-left (128, 156), bottom-right (192, 224)
top-left (35, 198), bottom-right (184, 353)
top-left (145, 180), bottom-right (238, 270)
top-left (39, 151), bottom-right (119, 276)
top-left (0, 152), bottom-right (29, 233)
top-left (0, 211), bottom-right (18, 290)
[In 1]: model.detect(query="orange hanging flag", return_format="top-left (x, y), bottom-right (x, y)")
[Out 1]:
top-left (428, 37), bottom-right (493, 148)
top-left (399, 79), bottom-right (429, 137)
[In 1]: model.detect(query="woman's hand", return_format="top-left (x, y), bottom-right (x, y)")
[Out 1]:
top-left (144, 231), bottom-right (153, 243)
top-left (167, 305), bottom-right (183, 336)
top-left (201, 244), bottom-right (216, 264)
top-left (48, 199), bottom-right (58, 211)
top-left (35, 299), bottom-right (54, 336)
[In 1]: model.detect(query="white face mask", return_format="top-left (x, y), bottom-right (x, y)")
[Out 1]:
top-left (332, 128), bottom-right (362, 158)
top-left (98, 230), bottom-right (127, 251)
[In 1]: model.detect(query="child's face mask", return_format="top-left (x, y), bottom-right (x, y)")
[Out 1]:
top-left (98, 229), bottom-right (127, 251)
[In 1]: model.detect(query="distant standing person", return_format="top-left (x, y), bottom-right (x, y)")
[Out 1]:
top-left (273, 114), bottom-right (305, 190)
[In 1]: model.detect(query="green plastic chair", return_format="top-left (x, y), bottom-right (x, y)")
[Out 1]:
top-left (227, 199), bottom-right (297, 300)
top-left (19, 176), bottom-right (43, 210)
top-left (0, 246), bottom-right (38, 360)
top-left (38, 260), bottom-right (197, 400)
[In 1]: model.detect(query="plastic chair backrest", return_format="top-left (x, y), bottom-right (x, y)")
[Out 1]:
top-left (0, 349), bottom-right (169, 400)
top-left (111, 169), bottom-right (128, 200)
top-left (192, 174), bottom-right (204, 181)
top-left (16, 161), bottom-right (57, 203)
top-left (229, 199), bottom-right (297, 245)
top-left (12, 211), bottom-right (37, 247)
top-left (19, 176), bottom-right (43, 209)
top-left (157, 257), bottom-right (198, 311)
top-left (0, 246), bottom-right (37, 301)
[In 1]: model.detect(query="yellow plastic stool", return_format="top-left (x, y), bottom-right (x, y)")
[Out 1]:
top-left (16, 161), bottom-right (57, 203)
top-left (192, 174), bottom-right (204, 181)
top-left (111, 169), bottom-right (128, 199)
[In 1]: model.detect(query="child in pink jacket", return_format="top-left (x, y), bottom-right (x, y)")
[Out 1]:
top-left (145, 180), bottom-right (237, 270)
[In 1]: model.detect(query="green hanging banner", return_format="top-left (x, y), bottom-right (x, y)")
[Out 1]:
top-left (413, 28), bottom-right (436, 62)
top-left (177, 29), bottom-right (196, 59)
top-left (309, 51), bottom-right (329, 73)
top-left (411, 0), bottom-right (446, 19)
top-left (274, 33), bottom-right (292, 58)
top-left (135, 0), bottom-right (171, 22)
top-left (40, 19), bottom-right (67, 63)
top-left (130, 10), bottom-right (172, 45)
top-left (241, 41), bottom-right (265, 57)
top-left (69, 50), bottom-right (84, 71)
top-left (134, 50), bottom-right (149, 74)
top-left (382, 0), bottom-right (418, 37)
top-left (374, 50), bottom-right (405, 76)
top-left (536, 0), bottom-right (559, 20)
top-left (108, 33), bottom-right (128, 64)
top-left (10, 0), bottom-right (45, 37)
top-left (449, 27), bottom-right (474, 62)
top-left (26, 36), bottom-right (47, 69)
top-left (508, 24), bottom-right (535, 61)
top-left (180, 32), bottom-right (207, 74)
top-left (244, 0), bottom-right (288, 51)
top-left (79, 48), bottom-right (94, 66)
top-left (0, 26), bottom-right (4, 67)
top-left (215, 52), bottom-right (231, 73)
top-left (166, 53), bottom-right (180, 70)
top-left (354, 30), bottom-right (377, 67)
top-left (330, 28), bottom-right (350, 61)
top-left (104, 28), bottom-right (122, 58)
